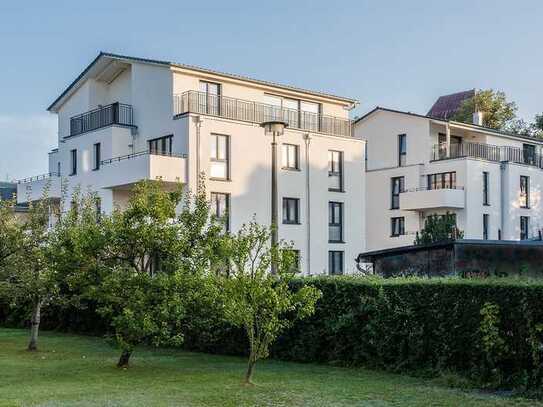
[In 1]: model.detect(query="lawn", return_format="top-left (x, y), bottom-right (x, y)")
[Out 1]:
top-left (0, 328), bottom-right (540, 407)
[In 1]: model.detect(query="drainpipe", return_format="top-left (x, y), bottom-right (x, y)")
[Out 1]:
top-left (193, 115), bottom-right (203, 192)
top-left (445, 123), bottom-right (451, 158)
top-left (303, 133), bottom-right (311, 275)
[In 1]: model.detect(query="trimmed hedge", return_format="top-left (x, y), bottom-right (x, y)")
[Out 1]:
top-left (2, 276), bottom-right (543, 391)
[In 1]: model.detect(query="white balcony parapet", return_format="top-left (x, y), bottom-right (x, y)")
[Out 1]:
top-left (16, 173), bottom-right (62, 203)
top-left (99, 151), bottom-right (188, 189)
top-left (400, 187), bottom-right (465, 211)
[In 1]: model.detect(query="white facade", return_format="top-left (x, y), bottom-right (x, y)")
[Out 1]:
top-left (17, 53), bottom-right (366, 275)
top-left (355, 108), bottom-right (543, 251)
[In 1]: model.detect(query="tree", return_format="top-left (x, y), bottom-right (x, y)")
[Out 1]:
top-left (451, 89), bottom-right (517, 130)
top-left (221, 221), bottom-right (322, 384)
top-left (414, 212), bottom-right (464, 246)
top-left (0, 191), bottom-right (56, 351)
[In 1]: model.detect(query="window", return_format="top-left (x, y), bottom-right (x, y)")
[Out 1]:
top-left (210, 192), bottom-right (230, 231)
top-left (391, 176), bottom-right (404, 209)
top-left (483, 172), bottom-right (489, 205)
top-left (398, 134), bottom-right (407, 166)
top-left (328, 150), bottom-right (343, 191)
top-left (328, 251), bottom-right (344, 275)
top-left (148, 135), bottom-right (173, 155)
top-left (69, 149), bottom-right (77, 175)
top-left (210, 134), bottom-right (229, 179)
top-left (95, 197), bottom-right (102, 222)
top-left (262, 94), bottom-right (321, 131)
top-left (328, 202), bottom-right (343, 242)
top-left (57, 162), bottom-right (61, 177)
top-left (282, 144), bottom-right (299, 170)
top-left (282, 198), bottom-right (300, 224)
top-left (523, 144), bottom-right (536, 165)
top-left (483, 214), bottom-right (489, 240)
top-left (520, 176), bottom-right (530, 208)
top-left (427, 172), bottom-right (456, 190)
top-left (93, 143), bottom-right (101, 170)
top-left (391, 217), bottom-right (405, 237)
top-left (199, 81), bottom-right (221, 115)
top-left (520, 216), bottom-right (530, 240)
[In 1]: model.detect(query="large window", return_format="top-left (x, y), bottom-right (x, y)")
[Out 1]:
top-left (199, 81), bottom-right (221, 115)
top-left (69, 149), bottom-right (77, 176)
top-left (328, 150), bottom-right (343, 191)
top-left (391, 217), bottom-right (405, 237)
top-left (520, 216), bottom-right (530, 240)
top-left (263, 94), bottom-right (321, 131)
top-left (398, 134), bottom-right (407, 167)
top-left (210, 192), bottom-right (230, 231)
top-left (282, 198), bottom-right (300, 224)
top-left (148, 135), bottom-right (173, 155)
top-left (391, 176), bottom-right (404, 209)
top-left (328, 202), bottom-right (343, 243)
top-left (483, 172), bottom-right (489, 205)
top-left (523, 144), bottom-right (536, 165)
top-left (328, 251), bottom-right (344, 275)
top-left (520, 176), bottom-right (530, 208)
top-left (210, 134), bottom-right (229, 180)
top-left (483, 214), bottom-right (489, 240)
top-left (427, 171), bottom-right (456, 190)
top-left (93, 143), bottom-right (101, 170)
top-left (282, 144), bottom-right (299, 170)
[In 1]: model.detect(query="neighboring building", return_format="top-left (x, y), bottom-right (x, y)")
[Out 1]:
top-left (17, 52), bottom-right (366, 275)
top-left (427, 89), bottom-right (475, 120)
top-left (1, 181), bottom-right (28, 218)
top-left (354, 107), bottom-right (543, 251)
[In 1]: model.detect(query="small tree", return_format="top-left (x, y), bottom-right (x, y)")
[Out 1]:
top-left (414, 212), bottom-right (463, 245)
top-left (221, 221), bottom-right (321, 384)
top-left (0, 192), bottom-right (56, 351)
top-left (451, 89), bottom-right (517, 130)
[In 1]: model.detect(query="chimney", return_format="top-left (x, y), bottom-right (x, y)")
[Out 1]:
top-left (473, 111), bottom-right (484, 126)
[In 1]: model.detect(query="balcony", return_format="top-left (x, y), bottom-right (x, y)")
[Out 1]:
top-left (16, 173), bottom-right (62, 203)
top-left (69, 102), bottom-right (134, 137)
top-left (99, 151), bottom-right (188, 189)
top-left (173, 91), bottom-right (352, 137)
top-left (400, 187), bottom-right (465, 211)
top-left (432, 141), bottom-right (543, 168)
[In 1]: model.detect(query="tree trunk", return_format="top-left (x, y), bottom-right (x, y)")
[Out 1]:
top-left (27, 300), bottom-right (42, 351)
top-left (244, 354), bottom-right (256, 385)
top-left (117, 349), bottom-right (132, 368)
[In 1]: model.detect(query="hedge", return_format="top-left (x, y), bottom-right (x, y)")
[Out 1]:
top-left (2, 276), bottom-right (543, 391)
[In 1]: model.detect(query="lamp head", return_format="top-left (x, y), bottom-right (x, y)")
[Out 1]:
top-left (261, 120), bottom-right (288, 136)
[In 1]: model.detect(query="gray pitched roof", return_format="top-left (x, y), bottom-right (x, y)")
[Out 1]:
top-left (427, 89), bottom-right (475, 120)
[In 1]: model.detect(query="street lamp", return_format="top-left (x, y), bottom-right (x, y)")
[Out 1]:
top-left (261, 120), bottom-right (288, 274)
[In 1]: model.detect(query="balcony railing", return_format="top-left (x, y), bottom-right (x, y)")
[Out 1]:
top-left (69, 102), bottom-right (134, 137)
top-left (101, 150), bottom-right (188, 166)
top-left (17, 172), bottom-right (60, 184)
top-left (432, 141), bottom-right (543, 169)
top-left (173, 91), bottom-right (352, 137)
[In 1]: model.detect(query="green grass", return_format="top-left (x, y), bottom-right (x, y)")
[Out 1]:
top-left (0, 328), bottom-right (540, 407)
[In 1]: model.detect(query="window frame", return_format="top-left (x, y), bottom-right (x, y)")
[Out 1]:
top-left (520, 175), bottom-right (530, 208)
top-left (483, 171), bottom-right (490, 206)
top-left (328, 250), bottom-right (344, 275)
top-left (427, 171), bottom-right (456, 190)
top-left (210, 192), bottom-right (230, 232)
top-left (391, 217), bottom-right (405, 237)
top-left (69, 149), bottom-right (77, 176)
top-left (483, 214), bottom-right (489, 240)
top-left (93, 143), bottom-right (101, 171)
top-left (328, 201), bottom-right (344, 243)
top-left (520, 216), bottom-right (530, 240)
top-left (282, 197), bottom-right (300, 224)
top-left (210, 134), bottom-right (230, 180)
top-left (282, 143), bottom-right (300, 170)
top-left (390, 176), bottom-right (405, 209)
top-left (328, 150), bottom-right (344, 192)
top-left (398, 134), bottom-right (407, 167)
top-left (148, 135), bottom-right (173, 156)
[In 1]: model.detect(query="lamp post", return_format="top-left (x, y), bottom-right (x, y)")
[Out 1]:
top-left (261, 120), bottom-right (288, 274)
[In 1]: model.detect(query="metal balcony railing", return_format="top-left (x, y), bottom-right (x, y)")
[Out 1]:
top-left (100, 150), bottom-right (188, 166)
top-left (69, 102), bottom-right (134, 137)
top-left (17, 172), bottom-right (60, 184)
top-left (432, 141), bottom-right (543, 169)
top-left (173, 91), bottom-right (352, 137)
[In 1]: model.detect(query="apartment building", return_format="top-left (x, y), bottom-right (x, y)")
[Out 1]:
top-left (17, 52), bottom-right (366, 275)
top-left (355, 107), bottom-right (543, 251)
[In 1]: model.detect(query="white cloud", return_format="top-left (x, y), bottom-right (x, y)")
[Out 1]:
top-left (0, 114), bottom-right (57, 181)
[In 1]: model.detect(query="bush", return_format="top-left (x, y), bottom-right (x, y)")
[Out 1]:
top-left (3, 275), bottom-right (543, 391)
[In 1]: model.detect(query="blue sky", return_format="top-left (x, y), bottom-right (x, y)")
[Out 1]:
top-left (1, 0), bottom-right (542, 179)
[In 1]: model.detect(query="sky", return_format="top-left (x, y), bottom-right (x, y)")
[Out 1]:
top-left (1, 0), bottom-right (542, 180)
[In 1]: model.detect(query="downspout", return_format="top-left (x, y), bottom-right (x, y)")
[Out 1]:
top-left (303, 133), bottom-right (311, 275)
top-left (193, 115), bottom-right (203, 191)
